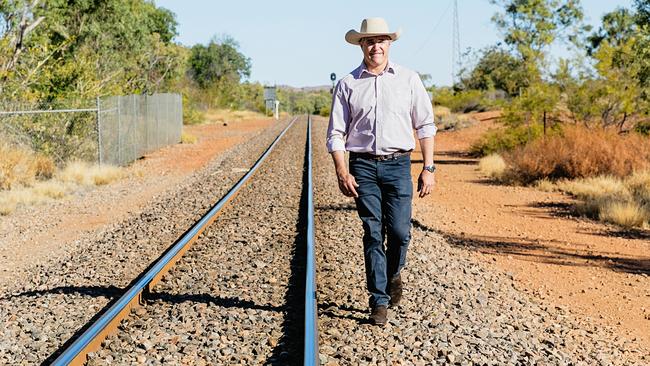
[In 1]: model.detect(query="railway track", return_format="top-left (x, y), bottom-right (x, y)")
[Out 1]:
top-left (44, 115), bottom-right (318, 365)
top-left (1, 115), bottom-right (646, 365)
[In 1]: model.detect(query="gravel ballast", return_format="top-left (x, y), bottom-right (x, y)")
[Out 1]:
top-left (87, 116), bottom-right (309, 365)
top-left (0, 118), bottom-right (293, 364)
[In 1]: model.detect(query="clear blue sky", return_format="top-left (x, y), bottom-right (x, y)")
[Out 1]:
top-left (153, 0), bottom-right (633, 88)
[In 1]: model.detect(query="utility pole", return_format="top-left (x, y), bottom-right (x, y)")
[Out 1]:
top-left (452, 0), bottom-right (461, 86)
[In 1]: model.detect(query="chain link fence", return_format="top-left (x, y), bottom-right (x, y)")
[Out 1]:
top-left (0, 93), bottom-right (182, 166)
top-left (98, 93), bottom-right (182, 166)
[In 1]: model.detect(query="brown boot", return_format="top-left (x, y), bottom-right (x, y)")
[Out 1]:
top-left (388, 274), bottom-right (403, 307)
top-left (369, 305), bottom-right (388, 326)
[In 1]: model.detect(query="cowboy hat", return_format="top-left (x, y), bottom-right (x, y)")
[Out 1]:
top-left (345, 17), bottom-right (402, 45)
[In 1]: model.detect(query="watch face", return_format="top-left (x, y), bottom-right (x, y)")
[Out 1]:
top-left (424, 166), bottom-right (435, 173)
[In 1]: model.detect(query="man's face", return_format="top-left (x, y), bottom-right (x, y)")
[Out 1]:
top-left (360, 36), bottom-right (391, 69)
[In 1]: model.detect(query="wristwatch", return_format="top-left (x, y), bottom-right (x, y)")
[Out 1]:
top-left (423, 165), bottom-right (436, 173)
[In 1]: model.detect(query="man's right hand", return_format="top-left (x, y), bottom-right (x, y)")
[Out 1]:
top-left (337, 173), bottom-right (359, 198)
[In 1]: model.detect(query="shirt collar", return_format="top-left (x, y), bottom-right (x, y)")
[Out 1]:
top-left (356, 61), bottom-right (397, 78)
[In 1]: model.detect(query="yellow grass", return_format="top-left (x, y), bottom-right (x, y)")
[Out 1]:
top-left (0, 198), bottom-right (16, 215)
top-left (535, 178), bottom-right (557, 192)
top-left (557, 176), bottom-right (629, 201)
top-left (32, 181), bottom-right (67, 199)
top-left (0, 143), bottom-right (40, 189)
top-left (478, 154), bottom-right (507, 180)
top-left (0, 180), bottom-right (70, 215)
top-left (204, 108), bottom-right (267, 124)
top-left (34, 155), bottom-right (55, 180)
top-left (599, 201), bottom-right (647, 228)
top-left (434, 106), bottom-right (451, 120)
top-left (625, 171), bottom-right (650, 202)
top-left (0, 155), bottom-right (124, 215)
top-left (59, 161), bottom-right (124, 186)
top-left (554, 173), bottom-right (650, 228)
top-left (181, 131), bottom-right (197, 144)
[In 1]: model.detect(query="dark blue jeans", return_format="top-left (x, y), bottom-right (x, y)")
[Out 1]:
top-left (349, 154), bottom-right (412, 308)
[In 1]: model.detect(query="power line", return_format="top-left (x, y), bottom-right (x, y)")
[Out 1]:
top-left (412, 0), bottom-right (454, 58)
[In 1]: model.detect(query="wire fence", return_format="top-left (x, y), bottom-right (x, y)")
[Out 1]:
top-left (0, 99), bottom-right (98, 164)
top-left (98, 93), bottom-right (182, 166)
top-left (0, 93), bottom-right (183, 167)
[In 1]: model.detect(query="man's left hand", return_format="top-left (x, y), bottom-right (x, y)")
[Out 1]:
top-left (417, 170), bottom-right (435, 198)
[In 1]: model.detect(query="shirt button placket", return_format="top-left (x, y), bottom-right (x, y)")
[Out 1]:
top-left (375, 74), bottom-right (381, 155)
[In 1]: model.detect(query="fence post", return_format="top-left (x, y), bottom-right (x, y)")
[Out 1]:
top-left (133, 94), bottom-right (137, 162)
top-left (96, 96), bottom-right (103, 165)
top-left (178, 94), bottom-right (183, 142)
top-left (117, 96), bottom-right (122, 165)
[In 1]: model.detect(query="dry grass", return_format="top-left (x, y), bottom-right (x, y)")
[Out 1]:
top-left (32, 181), bottom-right (67, 199)
top-left (557, 176), bottom-right (630, 201)
top-left (0, 143), bottom-right (55, 190)
top-left (599, 201), bottom-right (647, 228)
top-left (478, 154), bottom-right (507, 180)
top-left (0, 161), bottom-right (124, 215)
top-left (0, 199), bottom-right (16, 215)
top-left (59, 161), bottom-right (124, 186)
top-left (505, 125), bottom-right (650, 184)
top-left (434, 106), bottom-right (451, 120)
top-left (625, 171), bottom-right (650, 203)
top-left (0, 181), bottom-right (70, 215)
top-left (437, 112), bottom-right (478, 131)
top-left (181, 131), bottom-right (197, 144)
top-left (535, 178), bottom-right (557, 192)
top-left (553, 172), bottom-right (650, 228)
top-left (204, 109), bottom-right (267, 124)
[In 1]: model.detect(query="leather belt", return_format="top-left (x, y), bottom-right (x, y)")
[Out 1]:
top-left (350, 151), bottom-right (411, 161)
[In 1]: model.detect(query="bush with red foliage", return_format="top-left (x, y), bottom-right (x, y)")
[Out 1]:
top-left (505, 126), bottom-right (650, 184)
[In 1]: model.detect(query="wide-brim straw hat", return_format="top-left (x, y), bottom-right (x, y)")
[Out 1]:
top-left (345, 17), bottom-right (401, 45)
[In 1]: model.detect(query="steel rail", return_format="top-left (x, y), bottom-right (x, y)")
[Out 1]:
top-left (304, 115), bottom-right (319, 365)
top-left (52, 116), bottom-right (299, 366)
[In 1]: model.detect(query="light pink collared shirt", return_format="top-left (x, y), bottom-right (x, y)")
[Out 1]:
top-left (326, 61), bottom-right (436, 155)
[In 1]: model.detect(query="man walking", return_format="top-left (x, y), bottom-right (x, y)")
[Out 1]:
top-left (326, 17), bottom-right (436, 326)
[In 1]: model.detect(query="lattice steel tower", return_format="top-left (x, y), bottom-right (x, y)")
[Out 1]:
top-left (452, 0), bottom-right (461, 85)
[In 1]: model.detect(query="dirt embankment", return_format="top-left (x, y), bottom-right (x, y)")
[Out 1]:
top-left (411, 111), bottom-right (650, 351)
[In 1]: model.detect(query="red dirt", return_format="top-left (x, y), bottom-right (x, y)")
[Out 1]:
top-left (411, 111), bottom-right (650, 351)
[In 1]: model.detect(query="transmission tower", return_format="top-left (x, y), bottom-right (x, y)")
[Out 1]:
top-left (452, 0), bottom-right (461, 85)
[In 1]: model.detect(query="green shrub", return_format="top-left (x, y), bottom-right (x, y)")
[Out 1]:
top-left (432, 88), bottom-right (501, 113)
top-left (318, 103), bottom-right (331, 117)
top-left (470, 123), bottom-right (546, 156)
top-left (634, 120), bottom-right (650, 136)
top-left (182, 94), bottom-right (205, 125)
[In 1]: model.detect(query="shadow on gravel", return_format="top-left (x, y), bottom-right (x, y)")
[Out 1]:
top-left (318, 302), bottom-right (369, 324)
top-left (0, 285), bottom-right (123, 301)
top-left (433, 159), bottom-right (478, 166)
top-left (148, 292), bottom-right (284, 312)
top-left (264, 126), bottom-right (309, 366)
top-left (468, 178), bottom-right (507, 186)
top-left (527, 201), bottom-right (581, 220)
top-left (413, 218), bottom-right (650, 276)
top-left (588, 227), bottom-right (650, 241)
top-left (316, 203), bottom-right (356, 211)
top-left (436, 150), bottom-right (475, 159)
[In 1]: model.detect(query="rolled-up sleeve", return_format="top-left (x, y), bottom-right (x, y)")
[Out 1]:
top-left (326, 81), bottom-right (350, 152)
top-left (410, 74), bottom-right (436, 139)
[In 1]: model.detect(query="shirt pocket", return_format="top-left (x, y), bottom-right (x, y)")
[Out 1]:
top-left (386, 87), bottom-right (411, 115)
